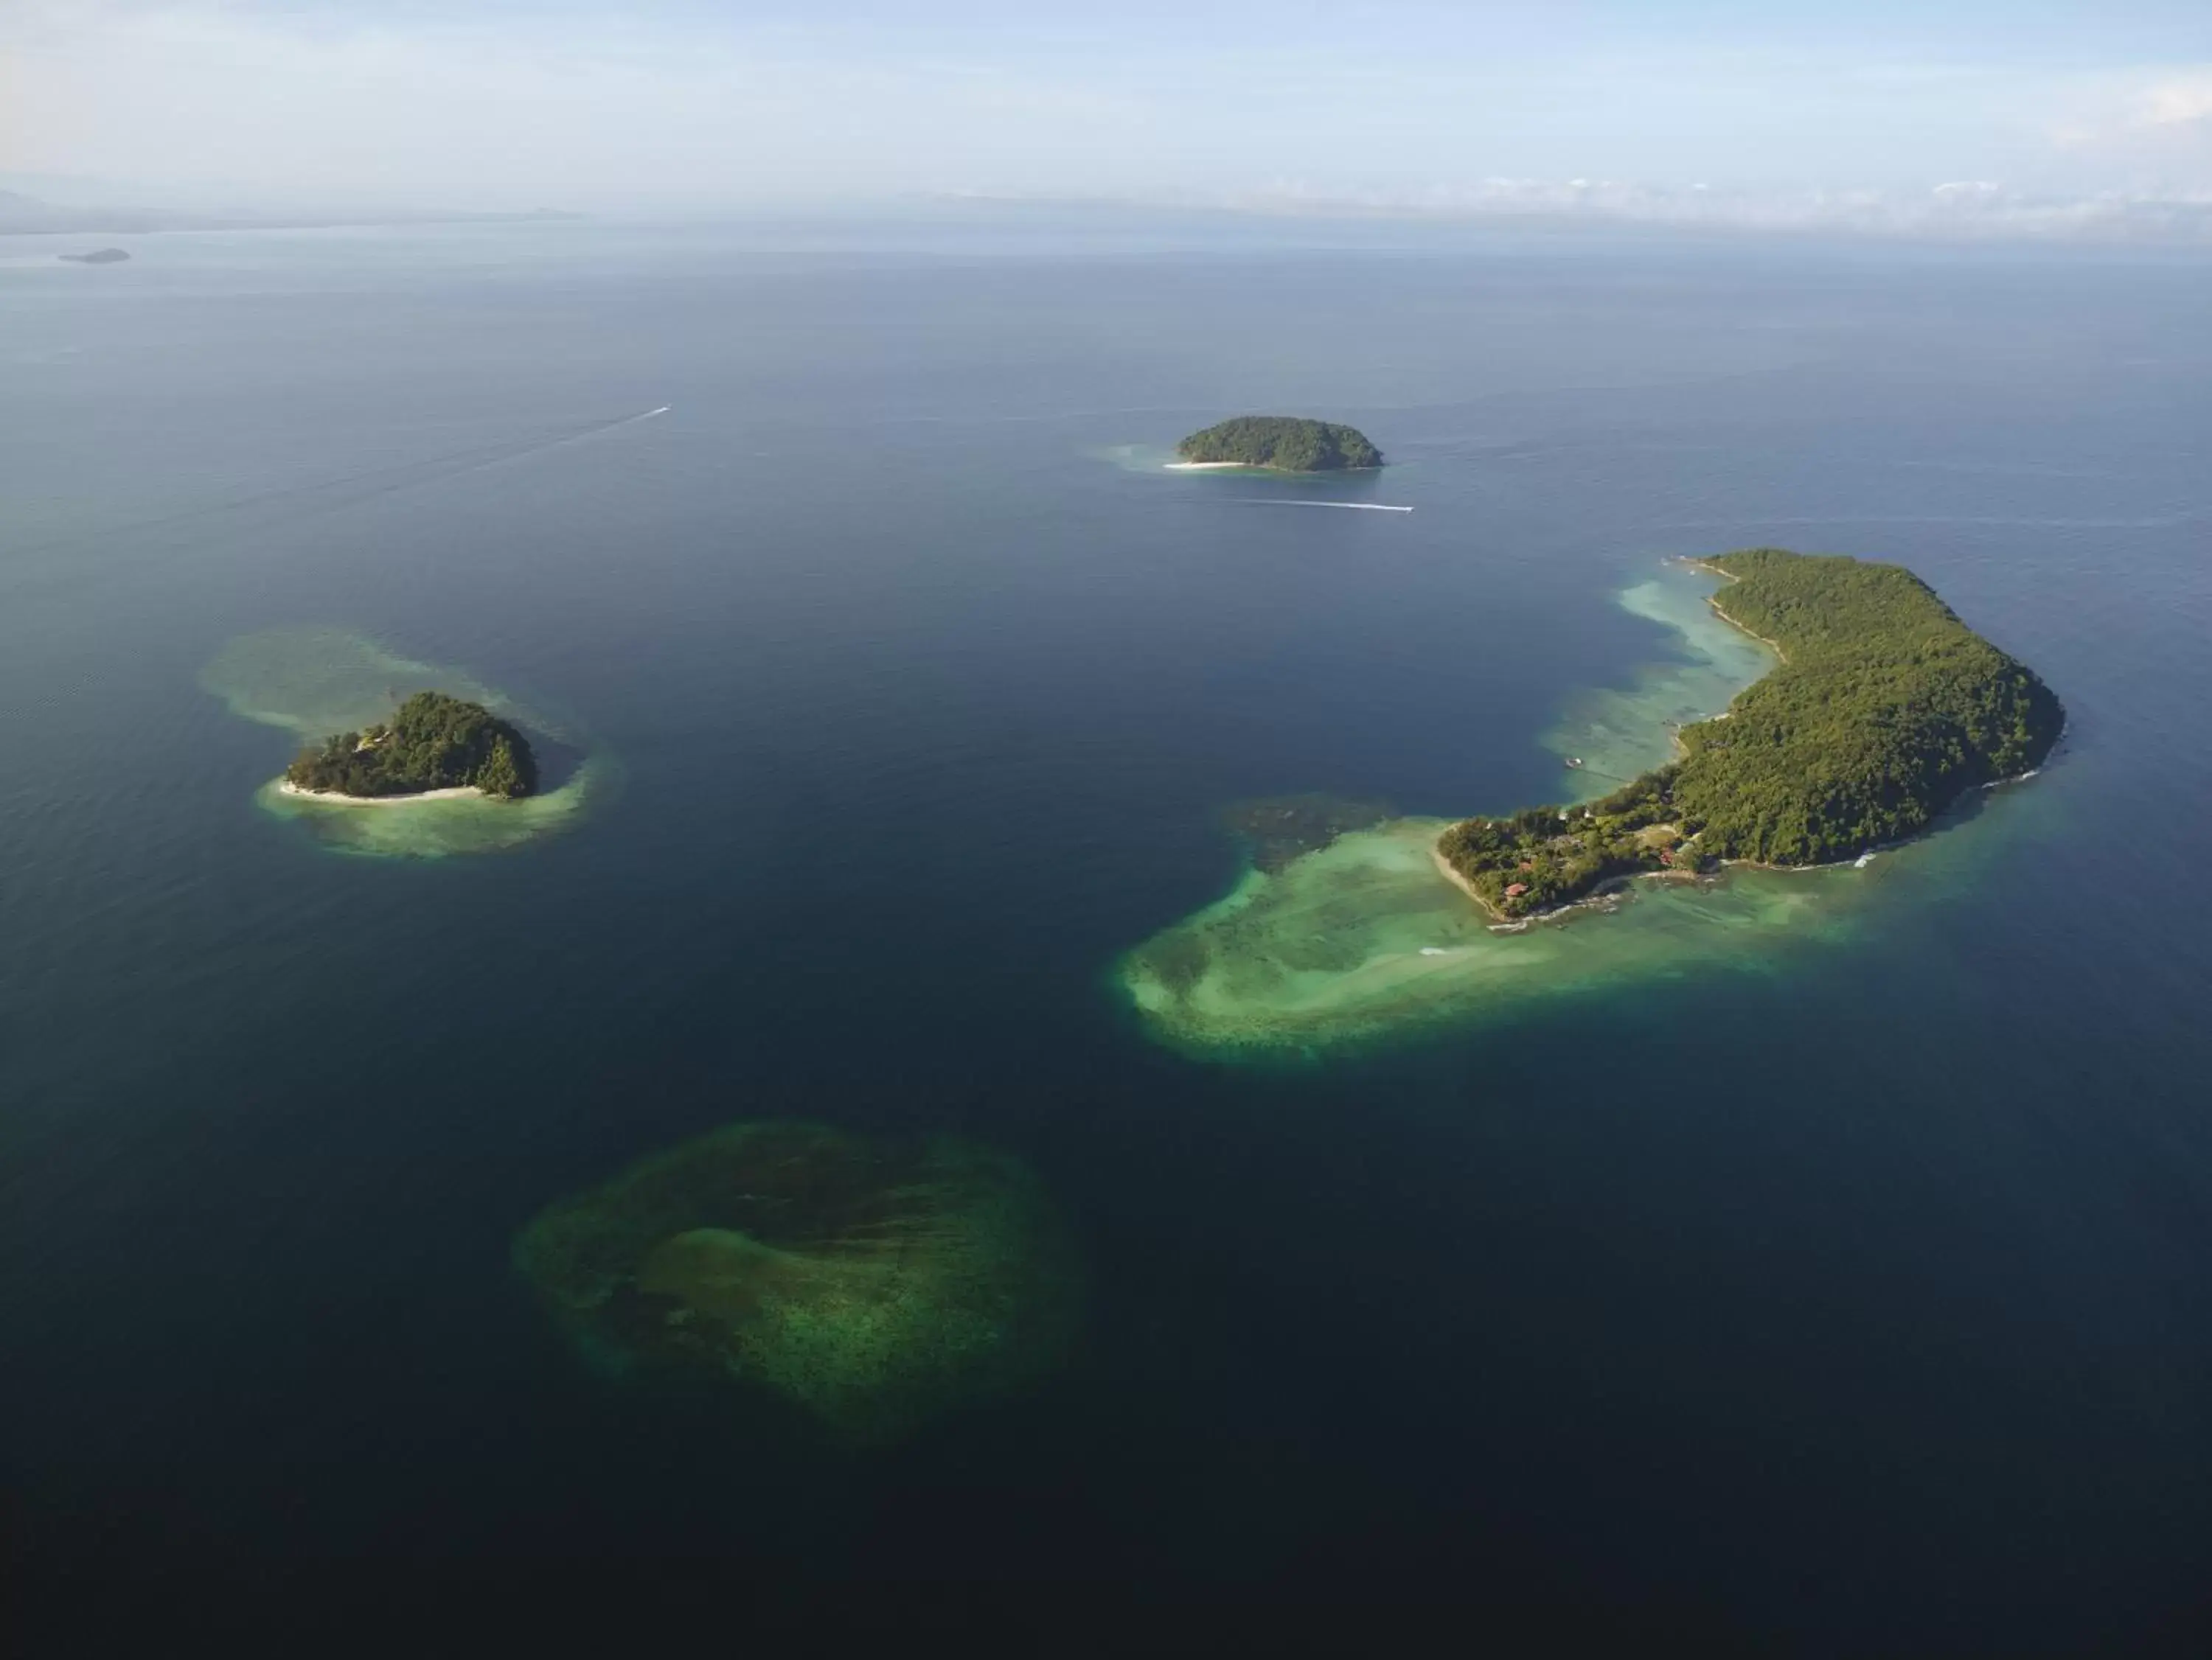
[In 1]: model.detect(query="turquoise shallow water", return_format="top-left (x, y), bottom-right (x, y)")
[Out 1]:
top-left (198, 626), bottom-right (611, 857)
top-left (2, 219), bottom-right (2210, 1650)
top-left (1113, 562), bottom-right (1828, 1055)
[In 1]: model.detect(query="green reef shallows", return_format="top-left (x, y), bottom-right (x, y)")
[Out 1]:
top-left (1119, 814), bottom-right (1863, 1055)
top-left (1116, 563), bottom-right (2029, 1056)
top-left (1540, 573), bottom-right (1777, 800)
top-left (199, 627), bottom-right (611, 858)
top-left (512, 1121), bottom-right (1082, 1446)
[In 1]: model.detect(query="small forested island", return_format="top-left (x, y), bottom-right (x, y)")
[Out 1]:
top-left (283, 691), bottom-right (537, 801)
top-left (1437, 549), bottom-right (2064, 920)
top-left (60, 248), bottom-right (131, 265)
top-left (1176, 415), bottom-right (1382, 472)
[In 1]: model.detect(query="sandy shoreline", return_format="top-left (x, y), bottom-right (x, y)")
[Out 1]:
top-left (1681, 557), bottom-right (1790, 663)
top-left (1426, 566), bottom-right (1790, 927)
top-left (1429, 845), bottom-right (1507, 921)
top-left (1422, 558), bottom-right (2047, 925)
top-left (1164, 460), bottom-right (1386, 473)
top-left (276, 781), bottom-right (488, 807)
top-left (1430, 841), bottom-right (1702, 927)
top-left (1707, 599), bottom-right (1788, 663)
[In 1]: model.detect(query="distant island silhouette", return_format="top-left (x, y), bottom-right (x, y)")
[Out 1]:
top-left (1173, 416), bottom-right (1383, 472)
top-left (58, 248), bottom-right (130, 265)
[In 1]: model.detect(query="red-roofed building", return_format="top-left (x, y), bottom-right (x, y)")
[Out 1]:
top-left (1504, 882), bottom-right (1529, 898)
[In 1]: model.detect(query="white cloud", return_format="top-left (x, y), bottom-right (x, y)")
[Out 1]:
top-left (2135, 72), bottom-right (2212, 128)
top-left (0, 3), bottom-right (1175, 208)
top-left (2049, 63), bottom-right (2212, 178)
top-left (4, 5), bottom-right (2211, 229)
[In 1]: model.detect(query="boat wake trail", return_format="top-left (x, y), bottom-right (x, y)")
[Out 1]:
top-left (479, 405), bottom-right (670, 467)
top-left (1234, 499), bottom-right (1414, 513)
top-left (3, 406), bottom-right (676, 592)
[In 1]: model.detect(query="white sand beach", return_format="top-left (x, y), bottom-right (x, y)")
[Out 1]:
top-left (276, 781), bottom-right (487, 806)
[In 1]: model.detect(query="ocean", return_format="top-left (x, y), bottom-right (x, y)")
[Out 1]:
top-left (3, 214), bottom-right (2209, 1650)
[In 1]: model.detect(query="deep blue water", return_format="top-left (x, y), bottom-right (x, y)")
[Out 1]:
top-left (3, 219), bottom-right (2211, 1650)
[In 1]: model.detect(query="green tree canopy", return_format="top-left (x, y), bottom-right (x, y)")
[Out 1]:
top-left (1176, 416), bottom-right (1383, 471)
top-left (1438, 550), bottom-right (2063, 916)
top-left (284, 690), bottom-right (539, 799)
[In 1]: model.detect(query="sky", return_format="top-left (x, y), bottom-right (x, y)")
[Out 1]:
top-left (4, 1), bottom-right (2212, 237)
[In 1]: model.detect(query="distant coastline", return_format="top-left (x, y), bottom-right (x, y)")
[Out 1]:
top-left (0, 187), bottom-right (580, 239)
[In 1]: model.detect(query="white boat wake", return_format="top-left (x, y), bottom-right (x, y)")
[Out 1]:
top-left (451, 405), bottom-right (671, 476)
top-left (7, 404), bottom-right (679, 573)
top-left (1235, 499), bottom-right (1413, 513)
top-left (577, 405), bottom-right (670, 436)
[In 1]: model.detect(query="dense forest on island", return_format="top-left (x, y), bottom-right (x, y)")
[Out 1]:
top-left (285, 691), bottom-right (538, 799)
top-left (1438, 549), bottom-right (2064, 918)
top-left (1177, 416), bottom-right (1382, 471)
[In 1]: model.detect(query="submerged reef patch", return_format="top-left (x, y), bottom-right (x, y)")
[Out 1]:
top-left (1220, 793), bottom-right (1395, 874)
top-left (513, 1120), bottom-right (1081, 1445)
top-left (200, 627), bottom-right (609, 857)
top-left (1119, 815), bottom-right (1858, 1055)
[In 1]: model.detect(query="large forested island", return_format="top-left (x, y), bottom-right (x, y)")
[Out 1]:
top-left (283, 691), bottom-right (538, 800)
top-left (1176, 416), bottom-right (1382, 472)
top-left (1437, 549), bottom-right (2064, 919)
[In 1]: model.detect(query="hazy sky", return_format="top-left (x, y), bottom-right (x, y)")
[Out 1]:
top-left (6, 1), bottom-right (2212, 231)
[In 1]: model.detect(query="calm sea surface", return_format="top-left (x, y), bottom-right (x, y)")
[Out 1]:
top-left (3, 217), bottom-right (2210, 1650)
